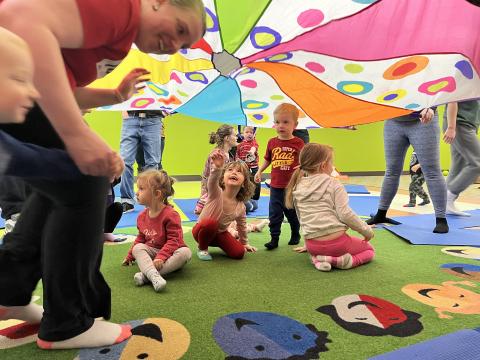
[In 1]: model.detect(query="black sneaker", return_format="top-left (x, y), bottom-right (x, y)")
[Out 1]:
top-left (122, 202), bottom-right (135, 213)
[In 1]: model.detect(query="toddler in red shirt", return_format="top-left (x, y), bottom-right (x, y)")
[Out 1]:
top-left (254, 104), bottom-right (304, 250)
top-left (236, 126), bottom-right (261, 212)
top-left (122, 170), bottom-right (191, 292)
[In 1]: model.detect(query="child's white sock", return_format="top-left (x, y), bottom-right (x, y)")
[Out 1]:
top-left (0, 303), bottom-right (43, 324)
top-left (316, 254), bottom-right (353, 269)
top-left (146, 269), bottom-right (166, 292)
top-left (311, 255), bottom-right (331, 271)
top-left (335, 253), bottom-right (353, 269)
top-left (36, 319), bottom-right (131, 349)
top-left (133, 272), bottom-right (149, 286)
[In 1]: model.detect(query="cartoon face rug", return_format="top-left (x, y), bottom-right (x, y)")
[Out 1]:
top-left (0, 295), bottom-right (42, 349)
top-left (440, 263), bottom-right (480, 281)
top-left (441, 247), bottom-right (480, 261)
top-left (0, 321), bottom-right (39, 349)
top-left (212, 312), bottom-right (331, 359)
top-left (75, 318), bottom-right (190, 360)
top-left (316, 294), bottom-right (423, 337)
top-left (402, 281), bottom-right (480, 319)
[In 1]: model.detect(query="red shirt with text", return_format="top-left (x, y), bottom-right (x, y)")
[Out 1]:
top-left (127, 205), bottom-right (188, 262)
top-left (264, 137), bottom-right (304, 188)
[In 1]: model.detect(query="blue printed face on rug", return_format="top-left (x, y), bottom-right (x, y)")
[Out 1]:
top-left (317, 294), bottom-right (423, 337)
top-left (441, 247), bottom-right (480, 261)
top-left (75, 318), bottom-right (190, 360)
top-left (213, 312), bottom-right (331, 359)
top-left (441, 263), bottom-right (480, 281)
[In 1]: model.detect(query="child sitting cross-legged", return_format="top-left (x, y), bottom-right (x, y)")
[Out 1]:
top-left (285, 143), bottom-right (375, 271)
top-left (193, 149), bottom-right (257, 260)
top-left (122, 170), bottom-right (191, 292)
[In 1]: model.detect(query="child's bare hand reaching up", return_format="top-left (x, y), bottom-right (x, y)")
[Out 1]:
top-left (211, 150), bottom-right (226, 169)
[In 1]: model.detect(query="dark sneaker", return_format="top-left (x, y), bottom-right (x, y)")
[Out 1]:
top-left (288, 237), bottom-right (300, 245)
top-left (264, 240), bottom-right (278, 250)
top-left (403, 203), bottom-right (415, 207)
top-left (122, 202), bottom-right (135, 213)
top-left (419, 199), bottom-right (430, 206)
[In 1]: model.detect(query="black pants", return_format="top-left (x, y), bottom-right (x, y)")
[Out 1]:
top-left (0, 177), bottom-right (31, 220)
top-left (0, 105), bottom-right (111, 341)
top-left (268, 187), bottom-right (300, 242)
top-left (250, 167), bottom-right (260, 201)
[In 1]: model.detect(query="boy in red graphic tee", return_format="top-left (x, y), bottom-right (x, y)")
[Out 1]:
top-left (254, 103), bottom-right (304, 250)
top-left (123, 170), bottom-right (191, 292)
top-left (236, 126), bottom-right (261, 212)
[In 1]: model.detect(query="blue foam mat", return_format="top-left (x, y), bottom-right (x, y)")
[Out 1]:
top-left (384, 210), bottom-right (480, 246)
top-left (369, 328), bottom-right (480, 360)
top-left (344, 184), bottom-right (370, 194)
top-left (347, 196), bottom-right (379, 216)
top-left (116, 204), bottom-right (145, 229)
top-left (0, 216), bottom-right (4, 229)
top-left (174, 196), bottom-right (270, 222)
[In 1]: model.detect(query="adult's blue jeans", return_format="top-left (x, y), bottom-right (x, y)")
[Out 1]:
top-left (119, 116), bottom-right (161, 204)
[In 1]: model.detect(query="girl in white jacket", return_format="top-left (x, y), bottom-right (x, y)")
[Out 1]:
top-left (285, 143), bottom-right (375, 271)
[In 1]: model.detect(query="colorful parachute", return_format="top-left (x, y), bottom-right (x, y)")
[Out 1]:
top-left (92, 0), bottom-right (480, 128)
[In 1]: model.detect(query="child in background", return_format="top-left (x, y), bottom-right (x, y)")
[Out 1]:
top-left (0, 27), bottom-right (80, 180)
top-left (122, 170), bottom-right (191, 292)
top-left (195, 124), bottom-right (237, 215)
top-left (404, 151), bottom-right (430, 207)
top-left (285, 143), bottom-right (375, 271)
top-left (193, 150), bottom-right (257, 260)
top-left (236, 126), bottom-right (261, 212)
top-left (254, 103), bottom-right (304, 250)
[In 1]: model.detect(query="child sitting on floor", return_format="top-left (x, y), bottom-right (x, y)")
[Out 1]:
top-left (122, 170), bottom-right (191, 292)
top-left (285, 143), bottom-right (375, 271)
top-left (193, 150), bottom-right (257, 260)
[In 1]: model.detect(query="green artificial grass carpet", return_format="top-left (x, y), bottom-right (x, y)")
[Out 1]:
top-left (1, 224), bottom-right (480, 359)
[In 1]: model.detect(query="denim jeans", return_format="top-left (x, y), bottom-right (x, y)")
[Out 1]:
top-left (120, 116), bottom-right (161, 204)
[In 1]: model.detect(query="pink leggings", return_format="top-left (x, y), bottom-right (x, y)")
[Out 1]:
top-left (306, 233), bottom-right (374, 268)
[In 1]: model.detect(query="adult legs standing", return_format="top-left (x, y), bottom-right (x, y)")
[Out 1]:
top-left (446, 124), bottom-right (480, 216)
top-left (0, 106), bottom-right (125, 345)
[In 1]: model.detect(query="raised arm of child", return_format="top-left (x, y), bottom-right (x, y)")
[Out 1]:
top-left (333, 182), bottom-right (374, 241)
top-left (207, 149), bottom-right (226, 195)
top-left (152, 212), bottom-right (184, 271)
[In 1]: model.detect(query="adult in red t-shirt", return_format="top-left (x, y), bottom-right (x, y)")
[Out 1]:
top-left (0, 0), bottom-right (205, 350)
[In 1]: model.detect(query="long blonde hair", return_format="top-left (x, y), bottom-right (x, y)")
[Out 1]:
top-left (219, 160), bottom-right (255, 202)
top-left (285, 143), bottom-right (333, 209)
top-left (137, 169), bottom-right (176, 205)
